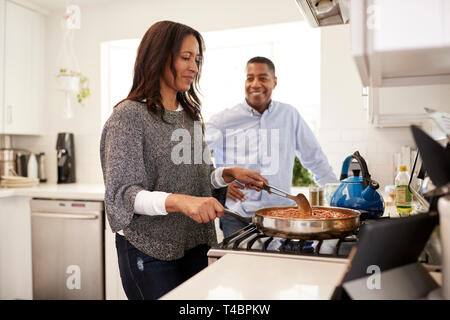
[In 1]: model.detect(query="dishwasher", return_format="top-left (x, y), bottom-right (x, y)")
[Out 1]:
top-left (30, 199), bottom-right (104, 300)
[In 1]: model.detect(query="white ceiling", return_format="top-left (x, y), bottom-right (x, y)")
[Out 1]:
top-left (25, 0), bottom-right (115, 11)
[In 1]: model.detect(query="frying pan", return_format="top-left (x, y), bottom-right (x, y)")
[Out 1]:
top-left (224, 206), bottom-right (360, 240)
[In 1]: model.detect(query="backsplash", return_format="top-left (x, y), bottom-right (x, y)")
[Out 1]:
top-left (11, 134), bottom-right (103, 184)
top-left (318, 127), bottom-right (415, 189)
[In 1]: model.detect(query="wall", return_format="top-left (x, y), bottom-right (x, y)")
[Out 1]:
top-left (12, 1), bottom-right (450, 188)
top-left (13, 0), bottom-right (301, 184)
top-left (319, 25), bottom-right (449, 188)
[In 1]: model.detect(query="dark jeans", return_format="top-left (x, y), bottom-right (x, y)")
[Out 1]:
top-left (115, 233), bottom-right (210, 300)
top-left (220, 214), bottom-right (250, 238)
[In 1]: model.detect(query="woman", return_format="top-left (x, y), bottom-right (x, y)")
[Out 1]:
top-left (100, 20), bottom-right (268, 300)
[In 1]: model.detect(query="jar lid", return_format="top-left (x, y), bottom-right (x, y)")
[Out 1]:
top-left (399, 165), bottom-right (408, 172)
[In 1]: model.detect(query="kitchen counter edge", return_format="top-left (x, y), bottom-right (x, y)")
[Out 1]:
top-left (0, 183), bottom-right (105, 201)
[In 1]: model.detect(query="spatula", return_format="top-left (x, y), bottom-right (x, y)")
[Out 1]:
top-left (262, 183), bottom-right (312, 215)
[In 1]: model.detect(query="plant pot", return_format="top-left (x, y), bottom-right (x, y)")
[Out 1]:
top-left (56, 75), bottom-right (80, 92)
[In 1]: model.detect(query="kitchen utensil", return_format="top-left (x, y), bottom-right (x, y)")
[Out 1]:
top-left (27, 153), bottom-right (38, 179)
top-left (57, 132), bottom-right (76, 183)
top-left (0, 135), bottom-right (12, 149)
top-left (224, 206), bottom-right (360, 240)
top-left (0, 175), bottom-right (39, 188)
top-left (36, 152), bottom-right (47, 183)
top-left (0, 149), bottom-right (16, 178)
top-left (15, 150), bottom-right (30, 176)
top-left (330, 151), bottom-right (384, 219)
top-left (411, 125), bottom-right (450, 188)
top-left (262, 183), bottom-right (312, 214)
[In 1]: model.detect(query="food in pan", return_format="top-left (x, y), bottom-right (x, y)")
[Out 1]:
top-left (260, 207), bottom-right (357, 219)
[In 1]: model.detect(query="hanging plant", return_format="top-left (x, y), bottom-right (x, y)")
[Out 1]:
top-left (57, 68), bottom-right (91, 106)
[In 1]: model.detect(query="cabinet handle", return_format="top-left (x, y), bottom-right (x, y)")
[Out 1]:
top-left (6, 105), bottom-right (12, 124)
top-left (31, 212), bottom-right (99, 220)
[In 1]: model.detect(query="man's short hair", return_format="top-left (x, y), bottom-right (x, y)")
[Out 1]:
top-left (247, 56), bottom-right (276, 76)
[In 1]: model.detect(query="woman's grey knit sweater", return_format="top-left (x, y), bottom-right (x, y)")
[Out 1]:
top-left (100, 100), bottom-right (217, 261)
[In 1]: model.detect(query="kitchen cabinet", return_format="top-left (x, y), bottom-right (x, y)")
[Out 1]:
top-left (104, 225), bottom-right (127, 300)
top-left (0, 0), bottom-right (5, 133)
top-left (364, 84), bottom-right (450, 127)
top-left (0, 0), bottom-right (44, 135)
top-left (0, 196), bottom-right (33, 300)
top-left (351, 0), bottom-right (450, 88)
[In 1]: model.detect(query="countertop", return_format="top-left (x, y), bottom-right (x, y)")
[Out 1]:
top-left (0, 183), bottom-right (105, 201)
top-left (160, 253), bottom-right (348, 300)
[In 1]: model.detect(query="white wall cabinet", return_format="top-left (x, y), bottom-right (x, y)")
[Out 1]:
top-left (0, 196), bottom-right (33, 300)
top-left (351, 0), bottom-right (450, 88)
top-left (1, 0), bottom-right (44, 135)
top-left (364, 84), bottom-right (450, 127)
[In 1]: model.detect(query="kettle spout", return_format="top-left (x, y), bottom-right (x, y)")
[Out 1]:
top-left (362, 180), bottom-right (380, 201)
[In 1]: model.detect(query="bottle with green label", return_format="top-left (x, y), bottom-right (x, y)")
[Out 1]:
top-left (395, 165), bottom-right (412, 216)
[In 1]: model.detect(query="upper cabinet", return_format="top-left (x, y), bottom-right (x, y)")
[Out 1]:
top-left (351, 0), bottom-right (450, 88)
top-left (0, 0), bottom-right (45, 135)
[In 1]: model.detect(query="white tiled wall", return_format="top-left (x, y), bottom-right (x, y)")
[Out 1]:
top-left (12, 134), bottom-right (103, 184)
top-left (319, 25), bottom-right (417, 189)
top-left (318, 127), bottom-right (415, 189)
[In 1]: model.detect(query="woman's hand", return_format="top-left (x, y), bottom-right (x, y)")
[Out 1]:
top-left (222, 167), bottom-right (268, 191)
top-left (227, 182), bottom-right (246, 202)
top-left (165, 194), bottom-right (224, 224)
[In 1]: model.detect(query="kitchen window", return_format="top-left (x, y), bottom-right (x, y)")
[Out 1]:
top-left (101, 21), bottom-right (321, 132)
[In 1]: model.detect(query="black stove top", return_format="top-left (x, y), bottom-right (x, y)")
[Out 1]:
top-left (213, 218), bottom-right (389, 259)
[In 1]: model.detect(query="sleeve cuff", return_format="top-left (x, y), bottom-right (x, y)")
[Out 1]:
top-left (211, 167), bottom-right (229, 189)
top-left (134, 190), bottom-right (170, 216)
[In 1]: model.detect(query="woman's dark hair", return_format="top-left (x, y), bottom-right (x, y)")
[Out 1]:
top-left (118, 21), bottom-right (204, 123)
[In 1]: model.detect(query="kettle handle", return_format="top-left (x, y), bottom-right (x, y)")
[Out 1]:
top-left (339, 151), bottom-right (372, 189)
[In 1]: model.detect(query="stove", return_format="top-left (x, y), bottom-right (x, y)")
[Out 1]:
top-left (208, 218), bottom-right (388, 264)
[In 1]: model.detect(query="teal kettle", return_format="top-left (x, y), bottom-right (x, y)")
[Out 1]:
top-left (330, 151), bottom-right (385, 219)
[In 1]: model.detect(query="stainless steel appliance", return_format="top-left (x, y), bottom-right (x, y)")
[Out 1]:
top-left (207, 218), bottom-right (389, 265)
top-left (15, 150), bottom-right (30, 177)
top-left (295, 0), bottom-right (350, 28)
top-left (30, 199), bottom-right (104, 300)
top-left (0, 134), bottom-right (15, 177)
top-left (56, 132), bottom-right (76, 183)
top-left (0, 148), bottom-right (15, 177)
top-left (36, 152), bottom-right (47, 182)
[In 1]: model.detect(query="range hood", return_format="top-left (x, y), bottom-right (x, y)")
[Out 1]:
top-left (295, 0), bottom-right (350, 27)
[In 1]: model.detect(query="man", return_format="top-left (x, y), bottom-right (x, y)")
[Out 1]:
top-left (205, 56), bottom-right (338, 238)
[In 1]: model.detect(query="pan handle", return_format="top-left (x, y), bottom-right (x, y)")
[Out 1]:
top-left (223, 208), bottom-right (252, 224)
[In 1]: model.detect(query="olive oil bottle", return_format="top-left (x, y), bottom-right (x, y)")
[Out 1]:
top-left (395, 165), bottom-right (412, 216)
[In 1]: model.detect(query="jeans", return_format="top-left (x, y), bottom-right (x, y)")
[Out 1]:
top-left (115, 233), bottom-right (209, 300)
top-left (219, 214), bottom-right (250, 238)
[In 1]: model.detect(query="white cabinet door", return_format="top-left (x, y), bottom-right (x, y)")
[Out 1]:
top-left (3, 1), bottom-right (43, 135)
top-left (0, 0), bottom-right (5, 133)
top-left (104, 226), bottom-right (127, 300)
top-left (351, 0), bottom-right (450, 88)
top-left (0, 196), bottom-right (33, 300)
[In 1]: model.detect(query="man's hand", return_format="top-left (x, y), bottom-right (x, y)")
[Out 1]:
top-left (222, 167), bottom-right (268, 191)
top-left (227, 182), bottom-right (246, 202)
top-left (166, 194), bottom-right (224, 223)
